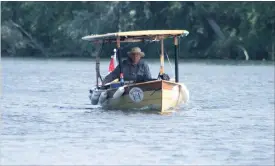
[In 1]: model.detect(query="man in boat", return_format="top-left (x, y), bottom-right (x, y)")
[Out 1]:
top-left (102, 47), bottom-right (152, 84)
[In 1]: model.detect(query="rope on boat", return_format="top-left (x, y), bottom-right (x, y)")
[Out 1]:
top-left (165, 52), bottom-right (174, 78)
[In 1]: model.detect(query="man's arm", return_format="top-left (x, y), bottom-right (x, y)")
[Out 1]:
top-left (144, 63), bottom-right (152, 79)
top-left (102, 66), bottom-right (120, 84)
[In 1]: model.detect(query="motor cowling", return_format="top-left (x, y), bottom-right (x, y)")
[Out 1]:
top-left (98, 91), bottom-right (108, 104)
top-left (89, 89), bottom-right (102, 105)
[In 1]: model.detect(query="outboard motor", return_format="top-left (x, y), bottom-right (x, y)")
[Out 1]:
top-left (98, 91), bottom-right (108, 104)
top-left (89, 89), bottom-right (102, 105)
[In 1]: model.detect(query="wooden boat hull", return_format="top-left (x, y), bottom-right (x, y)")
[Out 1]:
top-left (100, 80), bottom-right (189, 113)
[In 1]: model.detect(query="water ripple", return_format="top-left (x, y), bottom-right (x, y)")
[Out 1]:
top-left (1, 58), bottom-right (274, 165)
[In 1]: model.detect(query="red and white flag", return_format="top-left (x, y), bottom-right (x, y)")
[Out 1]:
top-left (108, 56), bottom-right (115, 72)
top-left (108, 49), bottom-right (117, 73)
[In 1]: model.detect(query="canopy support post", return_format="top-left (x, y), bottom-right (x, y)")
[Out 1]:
top-left (174, 36), bottom-right (179, 83)
top-left (96, 51), bottom-right (100, 88)
top-left (160, 39), bottom-right (164, 76)
top-left (95, 41), bottom-right (105, 88)
top-left (116, 37), bottom-right (124, 85)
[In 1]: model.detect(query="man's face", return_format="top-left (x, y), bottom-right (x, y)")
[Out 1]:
top-left (130, 53), bottom-right (141, 64)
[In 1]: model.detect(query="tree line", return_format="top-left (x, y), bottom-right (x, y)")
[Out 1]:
top-left (1, 1), bottom-right (275, 60)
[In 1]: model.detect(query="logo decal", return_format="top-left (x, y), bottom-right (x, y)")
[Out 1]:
top-left (129, 87), bottom-right (144, 103)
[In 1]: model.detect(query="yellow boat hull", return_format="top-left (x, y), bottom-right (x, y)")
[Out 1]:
top-left (101, 80), bottom-right (189, 113)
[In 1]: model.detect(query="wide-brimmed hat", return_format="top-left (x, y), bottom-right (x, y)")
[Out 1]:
top-left (127, 47), bottom-right (145, 57)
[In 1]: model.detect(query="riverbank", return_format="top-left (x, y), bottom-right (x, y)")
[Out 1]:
top-left (1, 2), bottom-right (274, 61)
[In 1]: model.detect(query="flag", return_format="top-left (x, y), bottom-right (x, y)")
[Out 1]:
top-left (108, 55), bottom-right (115, 73)
top-left (108, 49), bottom-right (117, 73)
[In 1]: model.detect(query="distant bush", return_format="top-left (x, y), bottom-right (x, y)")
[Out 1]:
top-left (1, 1), bottom-right (274, 60)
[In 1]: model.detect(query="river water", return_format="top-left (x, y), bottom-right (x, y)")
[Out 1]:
top-left (1, 57), bottom-right (274, 165)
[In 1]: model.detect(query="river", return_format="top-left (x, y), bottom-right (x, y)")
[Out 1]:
top-left (1, 57), bottom-right (274, 165)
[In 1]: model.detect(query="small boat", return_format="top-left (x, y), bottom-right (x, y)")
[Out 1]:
top-left (82, 30), bottom-right (190, 113)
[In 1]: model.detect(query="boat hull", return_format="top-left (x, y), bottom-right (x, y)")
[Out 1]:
top-left (99, 80), bottom-right (189, 113)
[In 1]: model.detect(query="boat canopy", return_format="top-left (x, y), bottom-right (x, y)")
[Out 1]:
top-left (83, 30), bottom-right (190, 85)
top-left (82, 30), bottom-right (189, 42)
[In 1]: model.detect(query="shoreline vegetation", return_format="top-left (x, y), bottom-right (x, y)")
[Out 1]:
top-left (2, 56), bottom-right (274, 65)
top-left (1, 2), bottom-right (275, 61)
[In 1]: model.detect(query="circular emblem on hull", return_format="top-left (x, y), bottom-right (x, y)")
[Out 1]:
top-left (129, 87), bottom-right (144, 103)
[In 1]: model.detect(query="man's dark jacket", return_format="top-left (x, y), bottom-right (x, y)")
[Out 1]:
top-left (102, 58), bottom-right (152, 84)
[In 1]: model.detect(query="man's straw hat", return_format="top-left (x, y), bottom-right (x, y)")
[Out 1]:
top-left (127, 47), bottom-right (145, 57)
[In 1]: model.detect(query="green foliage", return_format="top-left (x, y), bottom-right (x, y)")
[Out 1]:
top-left (1, 1), bottom-right (275, 60)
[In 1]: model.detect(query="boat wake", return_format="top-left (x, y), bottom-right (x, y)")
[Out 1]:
top-left (180, 83), bottom-right (190, 103)
top-left (52, 104), bottom-right (101, 110)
